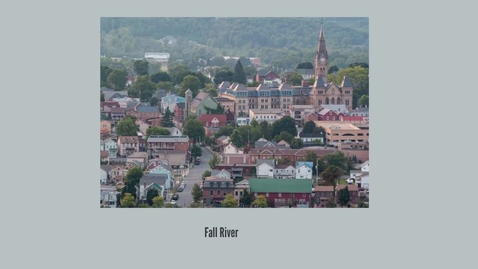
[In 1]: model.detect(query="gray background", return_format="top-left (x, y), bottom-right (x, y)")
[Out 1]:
top-left (2, 0), bottom-right (477, 268)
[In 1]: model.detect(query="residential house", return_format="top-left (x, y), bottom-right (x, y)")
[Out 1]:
top-left (295, 162), bottom-right (313, 179)
top-left (314, 185), bottom-right (360, 206)
top-left (167, 127), bottom-right (183, 137)
top-left (189, 92), bottom-right (220, 116)
top-left (215, 136), bottom-right (230, 147)
top-left (349, 161), bottom-right (369, 189)
top-left (100, 138), bottom-right (118, 158)
top-left (347, 106), bottom-right (369, 117)
top-left (319, 104), bottom-right (348, 115)
top-left (236, 117), bottom-right (251, 126)
top-left (126, 152), bottom-right (149, 169)
top-left (155, 150), bottom-right (189, 168)
top-left (126, 104), bottom-right (160, 122)
top-left (198, 114), bottom-right (227, 136)
top-left (273, 164), bottom-right (296, 179)
top-left (161, 94), bottom-right (185, 114)
top-left (249, 178), bottom-right (313, 208)
top-left (103, 91), bottom-right (128, 101)
top-left (100, 120), bottom-right (112, 139)
top-left (249, 108), bottom-right (283, 123)
top-left (305, 112), bottom-right (320, 122)
top-left (298, 132), bottom-right (324, 146)
top-left (214, 164), bottom-right (256, 178)
top-left (174, 102), bottom-right (185, 124)
top-left (221, 142), bottom-right (250, 165)
top-left (139, 174), bottom-right (172, 202)
top-left (246, 76), bottom-right (253, 84)
top-left (147, 135), bottom-right (191, 159)
top-left (256, 159), bottom-right (275, 178)
top-left (234, 179), bottom-right (250, 203)
top-left (289, 105), bottom-right (316, 124)
top-left (100, 191), bottom-right (119, 208)
top-left (117, 136), bottom-right (140, 157)
top-left (255, 70), bottom-right (278, 82)
top-left (214, 97), bottom-right (235, 113)
top-left (103, 107), bottom-right (128, 130)
top-left (317, 108), bottom-right (340, 121)
top-left (100, 102), bottom-right (120, 113)
top-left (254, 138), bottom-right (288, 149)
top-left (202, 176), bottom-right (235, 207)
top-left (249, 57), bottom-right (262, 67)
top-left (337, 185), bottom-right (360, 204)
top-left (110, 164), bottom-right (128, 184)
top-left (100, 167), bottom-right (108, 184)
top-left (277, 140), bottom-right (291, 149)
top-left (113, 97), bottom-right (140, 109)
top-left (211, 169), bottom-right (232, 179)
top-left (100, 151), bottom-right (109, 164)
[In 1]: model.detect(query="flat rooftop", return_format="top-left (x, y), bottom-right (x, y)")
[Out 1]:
top-left (314, 121), bottom-right (361, 130)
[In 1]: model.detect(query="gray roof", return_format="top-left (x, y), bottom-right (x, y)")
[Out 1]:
top-left (140, 173), bottom-right (169, 188)
top-left (147, 135), bottom-right (189, 143)
top-left (126, 101), bottom-right (140, 109)
top-left (104, 91), bottom-right (128, 100)
top-left (256, 159), bottom-right (275, 167)
top-left (211, 169), bottom-right (230, 176)
top-left (296, 69), bottom-right (315, 75)
top-left (137, 106), bottom-right (159, 113)
top-left (278, 83), bottom-right (293, 90)
top-left (320, 104), bottom-right (348, 113)
top-left (176, 102), bottom-right (185, 109)
top-left (100, 165), bottom-right (112, 173)
top-left (254, 139), bottom-right (278, 148)
top-left (341, 76), bottom-right (353, 87)
top-left (218, 81), bottom-right (231, 88)
top-left (314, 76), bottom-right (326, 88)
top-left (190, 92), bottom-right (210, 109)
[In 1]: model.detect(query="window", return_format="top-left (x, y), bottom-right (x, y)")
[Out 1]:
top-left (218, 190), bottom-right (220, 195)
top-left (210, 190), bottom-right (213, 195)
top-left (266, 193), bottom-right (269, 197)
top-left (278, 193), bottom-right (282, 197)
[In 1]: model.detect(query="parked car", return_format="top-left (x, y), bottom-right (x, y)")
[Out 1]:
top-left (346, 178), bottom-right (355, 184)
top-left (172, 194), bottom-right (179, 200)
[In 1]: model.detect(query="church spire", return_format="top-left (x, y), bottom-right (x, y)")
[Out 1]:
top-left (314, 24), bottom-right (328, 82)
top-left (317, 25), bottom-right (326, 56)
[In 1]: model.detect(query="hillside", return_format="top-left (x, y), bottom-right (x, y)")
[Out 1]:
top-left (100, 17), bottom-right (369, 69)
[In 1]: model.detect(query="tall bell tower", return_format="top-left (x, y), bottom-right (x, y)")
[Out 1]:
top-left (314, 25), bottom-right (328, 82)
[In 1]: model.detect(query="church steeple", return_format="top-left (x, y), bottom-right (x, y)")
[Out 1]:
top-left (314, 25), bottom-right (328, 82)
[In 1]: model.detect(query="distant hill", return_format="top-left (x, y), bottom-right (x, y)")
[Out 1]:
top-left (100, 17), bottom-right (369, 69)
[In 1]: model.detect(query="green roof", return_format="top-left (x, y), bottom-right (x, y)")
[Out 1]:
top-left (249, 178), bottom-right (312, 193)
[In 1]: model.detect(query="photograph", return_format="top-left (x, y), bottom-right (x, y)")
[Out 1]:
top-left (99, 17), bottom-right (369, 209)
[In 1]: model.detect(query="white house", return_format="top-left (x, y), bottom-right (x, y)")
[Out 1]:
top-left (256, 159), bottom-right (275, 178)
top-left (100, 168), bottom-right (108, 184)
top-left (248, 109), bottom-right (283, 123)
top-left (101, 191), bottom-right (119, 208)
top-left (295, 162), bottom-right (313, 179)
top-left (161, 94), bottom-right (185, 114)
top-left (224, 142), bottom-right (244, 154)
top-left (101, 138), bottom-right (118, 158)
top-left (298, 132), bottom-right (324, 145)
top-left (211, 169), bottom-right (232, 179)
top-left (274, 164), bottom-right (296, 179)
top-left (361, 161), bottom-right (369, 172)
top-left (167, 127), bottom-right (183, 137)
top-left (349, 160), bottom-right (370, 189)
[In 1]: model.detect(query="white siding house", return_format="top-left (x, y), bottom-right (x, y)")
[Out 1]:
top-left (100, 168), bottom-right (108, 184)
top-left (256, 160), bottom-right (275, 178)
top-left (295, 162), bottom-right (313, 179)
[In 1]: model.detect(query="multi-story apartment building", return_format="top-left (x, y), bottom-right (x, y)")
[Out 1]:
top-left (218, 26), bottom-right (354, 117)
top-left (146, 135), bottom-right (191, 159)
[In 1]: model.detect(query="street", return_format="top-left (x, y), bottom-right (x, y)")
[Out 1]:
top-left (176, 146), bottom-right (213, 207)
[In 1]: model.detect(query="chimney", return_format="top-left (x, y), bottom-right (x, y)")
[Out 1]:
top-left (301, 80), bottom-right (309, 87)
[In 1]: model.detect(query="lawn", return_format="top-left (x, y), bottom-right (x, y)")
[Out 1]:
top-left (338, 178), bottom-right (348, 185)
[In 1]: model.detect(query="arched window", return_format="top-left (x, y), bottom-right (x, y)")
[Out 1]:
top-left (337, 97), bottom-right (341, 104)
top-left (325, 97), bottom-right (329, 105)
top-left (331, 97), bottom-right (335, 105)
top-left (318, 99), bottom-right (322, 105)
top-left (345, 100), bottom-right (350, 106)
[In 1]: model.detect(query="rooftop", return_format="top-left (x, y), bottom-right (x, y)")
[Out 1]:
top-left (314, 121), bottom-right (361, 130)
top-left (249, 178), bottom-right (312, 193)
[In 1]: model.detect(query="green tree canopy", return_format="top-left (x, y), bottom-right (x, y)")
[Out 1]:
top-left (182, 117), bottom-right (205, 143)
top-left (232, 60), bottom-right (247, 84)
top-left (160, 107), bottom-right (175, 127)
top-left (191, 144), bottom-right (202, 158)
top-left (337, 186), bottom-right (351, 206)
top-left (149, 97), bottom-right (159, 107)
top-left (179, 75), bottom-right (201, 97)
top-left (150, 71), bottom-right (172, 83)
top-left (213, 70), bottom-right (234, 85)
top-left (201, 170), bottom-right (211, 180)
top-left (358, 94), bottom-right (369, 107)
top-left (230, 129), bottom-right (244, 148)
top-left (252, 195), bottom-right (268, 208)
top-left (146, 188), bottom-right (160, 206)
top-left (133, 60), bottom-right (149, 76)
top-left (271, 116), bottom-right (297, 138)
top-left (152, 196), bottom-right (164, 208)
top-left (128, 75), bottom-right (157, 101)
top-left (319, 165), bottom-right (343, 204)
top-left (240, 189), bottom-right (253, 208)
top-left (328, 65), bottom-right (339, 74)
top-left (290, 138), bottom-right (304, 149)
top-left (120, 193), bottom-right (135, 208)
top-left (116, 118), bottom-right (138, 136)
top-left (146, 126), bottom-right (171, 138)
top-left (191, 183), bottom-right (203, 203)
top-left (296, 62), bottom-right (313, 69)
top-left (273, 131), bottom-right (294, 144)
top-left (208, 152), bottom-right (221, 170)
top-left (101, 65), bottom-right (113, 87)
top-left (221, 194), bottom-right (238, 208)
top-left (107, 68), bottom-right (128, 90)
top-left (214, 126), bottom-right (235, 138)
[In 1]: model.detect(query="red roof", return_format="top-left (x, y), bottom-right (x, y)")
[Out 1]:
top-left (199, 114), bottom-right (227, 124)
top-left (341, 116), bottom-right (365, 122)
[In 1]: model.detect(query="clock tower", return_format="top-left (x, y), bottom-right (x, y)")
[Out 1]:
top-left (314, 25), bottom-right (328, 82)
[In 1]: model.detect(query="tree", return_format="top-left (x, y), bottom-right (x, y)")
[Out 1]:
top-left (161, 107), bottom-right (175, 127)
top-left (213, 70), bottom-right (234, 85)
top-left (258, 121), bottom-right (272, 140)
top-left (232, 60), bottom-right (247, 84)
top-left (201, 170), bottom-right (211, 180)
top-left (133, 60), bottom-right (149, 76)
top-left (146, 188), bottom-right (159, 206)
top-left (252, 195), bottom-right (268, 208)
top-left (101, 65), bottom-right (113, 86)
top-left (100, 93), bottom-right (105, 102)
top-left (146, 126), bottom-right (171, 138)
top-left (358, 94), bottom-right (369, 107)
top-left (179, 75), bottom-right (201, 97)
top-left (157, 81), bottom-right (174, 92)
top-left (327, 66), bottom-right (369, 108)
top-left (290, 138), bottom-right (304, 149)
top-left (319, 165), bottom-right (343, 204)
top-left (208, 152), bottom-right (221, 170)
top-left (120, 193), bottom-right (135, 208)
top-left (221, 194), bottom-right (238, 208)
top-left (182, 118), bottom-right (205, 143)
top-left (191, 144), bottom-right (202, 158)
top-left (152, 196), bottom-right (164, 208)
top-left (239, 189), bottom-right (253, 207)
top-left (148, 62), bottom-right (162, 75)
top-left (116, 118), bottom-right (138, 136)
top-left (271, 116), bottom-right (297, 138)
top-left (337, 186), bottom-right (351, 207)
top-left (150, 71), bottom-right (172, 83)
top-left (214, 126), bottom-right (235, 138)
top-left (107, 68), bottom-right (128, 90)
top-left (302, 121), bottom-right (317, 133)
top-left (322, 151), bottom-right (353, 173)
top-left (273, 131), bottom-right (294, 144)
top-left (230, 129), bottom-right (244, 148)
top-left (349, 62), bottom-right (369, 69)
top-left (128, 75), bottom-right (157, 101)
top-left (189, 202), bottom-right (201, 208)
top-left (202, 83), bottom-right (218, 97)
top-left (149, 97), bottom-right (159, 107)
top-left (191, 183), bottom-right (203, 203)
top-left (328, 65), bottom-right (339, 74)
top-left (296, 62), bottom-right (314, 69)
